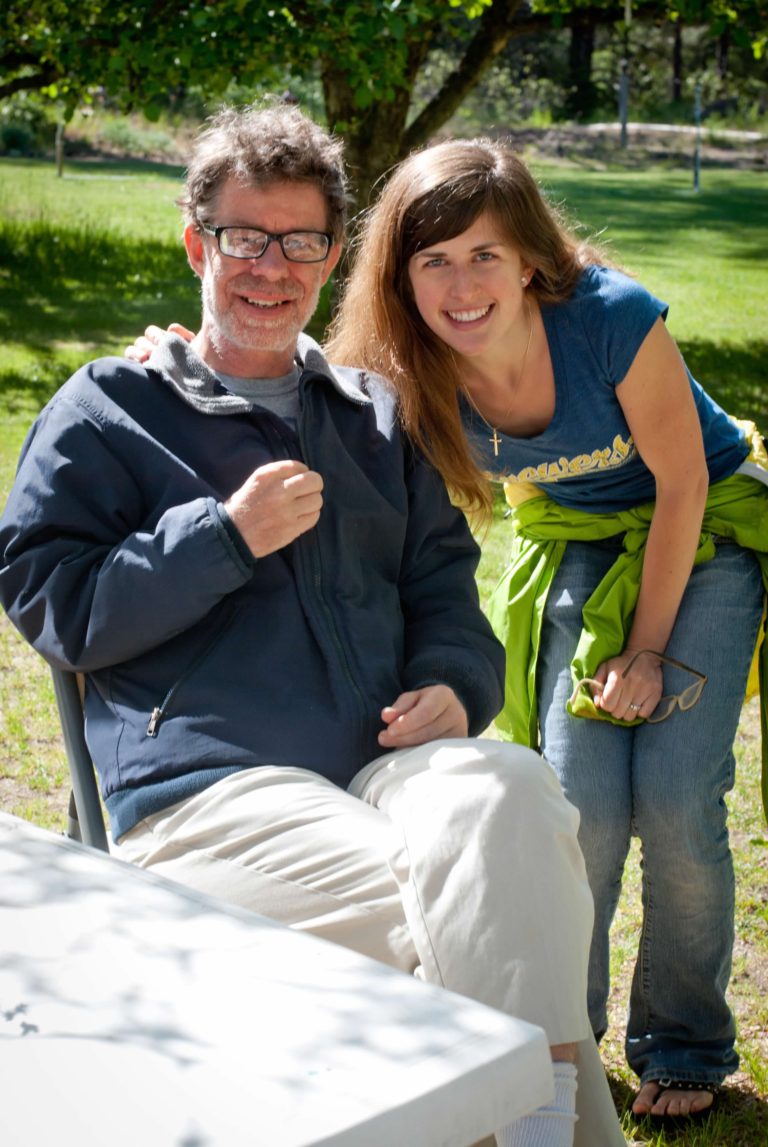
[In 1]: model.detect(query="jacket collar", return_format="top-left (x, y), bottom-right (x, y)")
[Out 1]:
top-left (147, 331), bottom-right (372, 415)
top-left (296, 333), bottom-right (370, 405)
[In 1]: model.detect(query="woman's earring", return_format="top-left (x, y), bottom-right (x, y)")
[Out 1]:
top-left (521, 277), bottom-right (527, 286)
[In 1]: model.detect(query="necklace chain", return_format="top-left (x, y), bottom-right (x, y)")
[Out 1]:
top-left (462, 298), bottom-right (534, 457)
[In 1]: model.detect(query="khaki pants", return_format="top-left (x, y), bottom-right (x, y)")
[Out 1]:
top-left (117, 738), bottom-right (624, 1146)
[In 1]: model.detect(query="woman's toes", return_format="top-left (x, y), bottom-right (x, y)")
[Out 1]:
top-left (632, 1081), bottom-right (661, 1114)
top-left (634, 1083), bottom-right (716, 1118)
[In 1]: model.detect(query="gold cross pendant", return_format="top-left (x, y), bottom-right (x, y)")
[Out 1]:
top-left (490, 428), bottom-right (501, 457)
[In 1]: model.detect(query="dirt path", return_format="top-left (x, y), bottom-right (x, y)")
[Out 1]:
top-left (496, 121), bottom-right (767, 171)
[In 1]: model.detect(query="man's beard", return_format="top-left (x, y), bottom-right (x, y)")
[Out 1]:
top-left (200, 274), bottom-right (321, 360)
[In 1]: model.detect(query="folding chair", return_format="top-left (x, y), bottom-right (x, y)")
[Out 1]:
top-left (50, 666), bottom-right (110, 852)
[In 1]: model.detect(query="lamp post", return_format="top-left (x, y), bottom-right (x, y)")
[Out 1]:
top-left (693, 80), bottom-right (702, 192)
top-left (619, 0), bottom-right (632, 149)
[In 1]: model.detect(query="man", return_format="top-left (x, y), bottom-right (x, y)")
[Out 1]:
top-left (0, 103), bottom-right (623, 1147)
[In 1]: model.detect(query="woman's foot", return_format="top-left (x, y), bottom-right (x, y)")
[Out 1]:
top-left (632, 1079), bottom-right (717, 1119)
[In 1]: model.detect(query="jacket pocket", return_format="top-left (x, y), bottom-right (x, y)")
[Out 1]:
top-left (145, 602), bottom-right (243, 737)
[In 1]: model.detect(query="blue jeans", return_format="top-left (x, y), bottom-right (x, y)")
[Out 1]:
top-left (536, 535), bottom-right (764, 1085)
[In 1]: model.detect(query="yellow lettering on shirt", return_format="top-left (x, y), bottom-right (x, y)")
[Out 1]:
top-left (505, 435), bottom-right (636, 487)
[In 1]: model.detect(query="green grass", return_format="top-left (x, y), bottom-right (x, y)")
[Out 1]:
top-left (0, 158), bottom-right (195, 487)
top-left (1, 153), bottom-right (767, 1143)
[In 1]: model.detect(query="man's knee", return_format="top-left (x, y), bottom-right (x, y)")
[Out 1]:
top-left (464, 739), bottom-right (578, 823)
top-left (378, 737), bottom-right (579, 835)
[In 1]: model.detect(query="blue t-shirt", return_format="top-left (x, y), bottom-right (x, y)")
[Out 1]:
top-left (463, 266), bottom-right (749, 512)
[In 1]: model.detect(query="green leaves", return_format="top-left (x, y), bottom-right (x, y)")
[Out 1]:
top-left (0, 0), bottom-right (491, 115)
top-left (2, 0), bottom-right (765, 208)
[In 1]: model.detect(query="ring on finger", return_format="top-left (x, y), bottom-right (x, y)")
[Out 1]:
top-left (628, 702), bottom-right (642, 712)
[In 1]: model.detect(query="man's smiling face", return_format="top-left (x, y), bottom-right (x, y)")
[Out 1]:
top-left (184, 177), bottom-right (341, 377)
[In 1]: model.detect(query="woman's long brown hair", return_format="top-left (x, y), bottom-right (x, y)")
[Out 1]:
top-left (325, 138), bottom-right (607, 525)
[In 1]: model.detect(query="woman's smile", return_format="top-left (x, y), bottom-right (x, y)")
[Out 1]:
top-left (445, 305), bottom-right (493, 325)
top-left (408, 213), bottom-right (531, 361)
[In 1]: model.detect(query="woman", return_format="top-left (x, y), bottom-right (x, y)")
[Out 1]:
top-left (324, 138), bottom-right (768, 1122)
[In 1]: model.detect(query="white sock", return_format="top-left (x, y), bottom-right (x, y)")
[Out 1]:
top-left (495, 1062), bottom-right (578, 1147)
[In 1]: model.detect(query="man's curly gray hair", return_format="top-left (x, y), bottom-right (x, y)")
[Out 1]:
top-left (178, 100), bottom-right (348, 241)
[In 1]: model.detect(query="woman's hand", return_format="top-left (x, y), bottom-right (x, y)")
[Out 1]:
top-left (591, 649), bottom-right (664, 723)
top-left (124, 323), bottom-right (195, 363)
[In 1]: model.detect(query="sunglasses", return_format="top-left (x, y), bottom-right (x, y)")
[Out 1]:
top-left (569, 649), bottom-right (708, 723)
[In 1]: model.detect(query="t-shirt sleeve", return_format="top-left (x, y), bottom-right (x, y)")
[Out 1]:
top-left (580, 266), bottom-right (669, 387)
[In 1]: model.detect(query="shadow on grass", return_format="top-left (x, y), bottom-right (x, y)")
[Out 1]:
top-left (4, 153), bottom-right (186, 176)
top-left (677, 339), bottom-right (768, 435)
top-left (538, 172), bottom-right (767, 257)
top-left (0, 219), bottom-right (195, 318)
top-left (0, 219), bottom-right (196, 413)
top-left (60, 156), bottom-right (187, 180)
top-left (0, 214), bottom-right (336, 420)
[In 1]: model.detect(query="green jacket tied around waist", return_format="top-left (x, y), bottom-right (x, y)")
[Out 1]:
top-left (488, 471), bottom-right (768, 821)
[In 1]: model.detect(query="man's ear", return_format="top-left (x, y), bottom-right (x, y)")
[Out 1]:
top-left (184, 225), bottom-right (205, 279)
top-left (321, 242), bottom-right (343, 286)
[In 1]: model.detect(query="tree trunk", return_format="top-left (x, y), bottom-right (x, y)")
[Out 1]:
top-left (671, 20), bottom-right (683, 104)
top-left (717, 26), bottom-right (730, 87)
top-left (321, 33), bottom-right (435, 216)
top-left (325, 0), bottom-right (530, 214)
top-left (566, 10), bottom-right (597, 119)
top-left (322, 79), bottom-right (413, 215)
top-left (403, 0), bottom-right (527, 153)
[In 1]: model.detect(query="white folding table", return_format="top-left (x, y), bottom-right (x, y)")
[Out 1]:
top-left (0, 812), bottom-right (553, 1146)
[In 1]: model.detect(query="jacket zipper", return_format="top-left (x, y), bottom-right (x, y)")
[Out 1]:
top-left (296, 389), bottom-right (369, 741)
top-left (146, 606), bottom-right (241, 737)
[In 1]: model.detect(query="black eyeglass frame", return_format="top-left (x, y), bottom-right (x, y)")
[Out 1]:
top-left (199, 224), bottom-right (333, 264)
top-left (569, 648), bottom-right (708, 724)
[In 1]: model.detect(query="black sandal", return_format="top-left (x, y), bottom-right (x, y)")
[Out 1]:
top-left (639, 1077), bottom-right (720, 1126)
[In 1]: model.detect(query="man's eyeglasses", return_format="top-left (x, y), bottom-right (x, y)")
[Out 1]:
top-left (199, 224), bottom-right (333, 264)
top-left (569, 649), bottom-right (708, 724)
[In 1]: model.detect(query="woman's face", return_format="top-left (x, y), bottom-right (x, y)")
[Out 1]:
top-left (407, 212), bottom-right (533, 363)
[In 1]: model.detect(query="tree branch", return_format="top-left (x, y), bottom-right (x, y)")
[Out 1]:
top-left (0, 67), bottom-right (59, 101)
top-left (401, 0), bottom-right (529, 154)
top-left (400, 0), bottom-right (643, 156)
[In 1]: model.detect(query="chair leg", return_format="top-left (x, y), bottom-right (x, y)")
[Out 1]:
top-left (67, 789), bottom-right (82, 843)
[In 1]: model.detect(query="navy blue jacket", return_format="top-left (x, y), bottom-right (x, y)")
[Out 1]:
top-left (0, 334), bottom-right (504, 838)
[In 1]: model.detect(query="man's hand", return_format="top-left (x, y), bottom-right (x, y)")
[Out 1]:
top-left (225, 460), bottom-right (323, 558)
top-left (378, 685), bottom-right (468, 749)
top-left (124, 323), bottom-right (195, 363)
